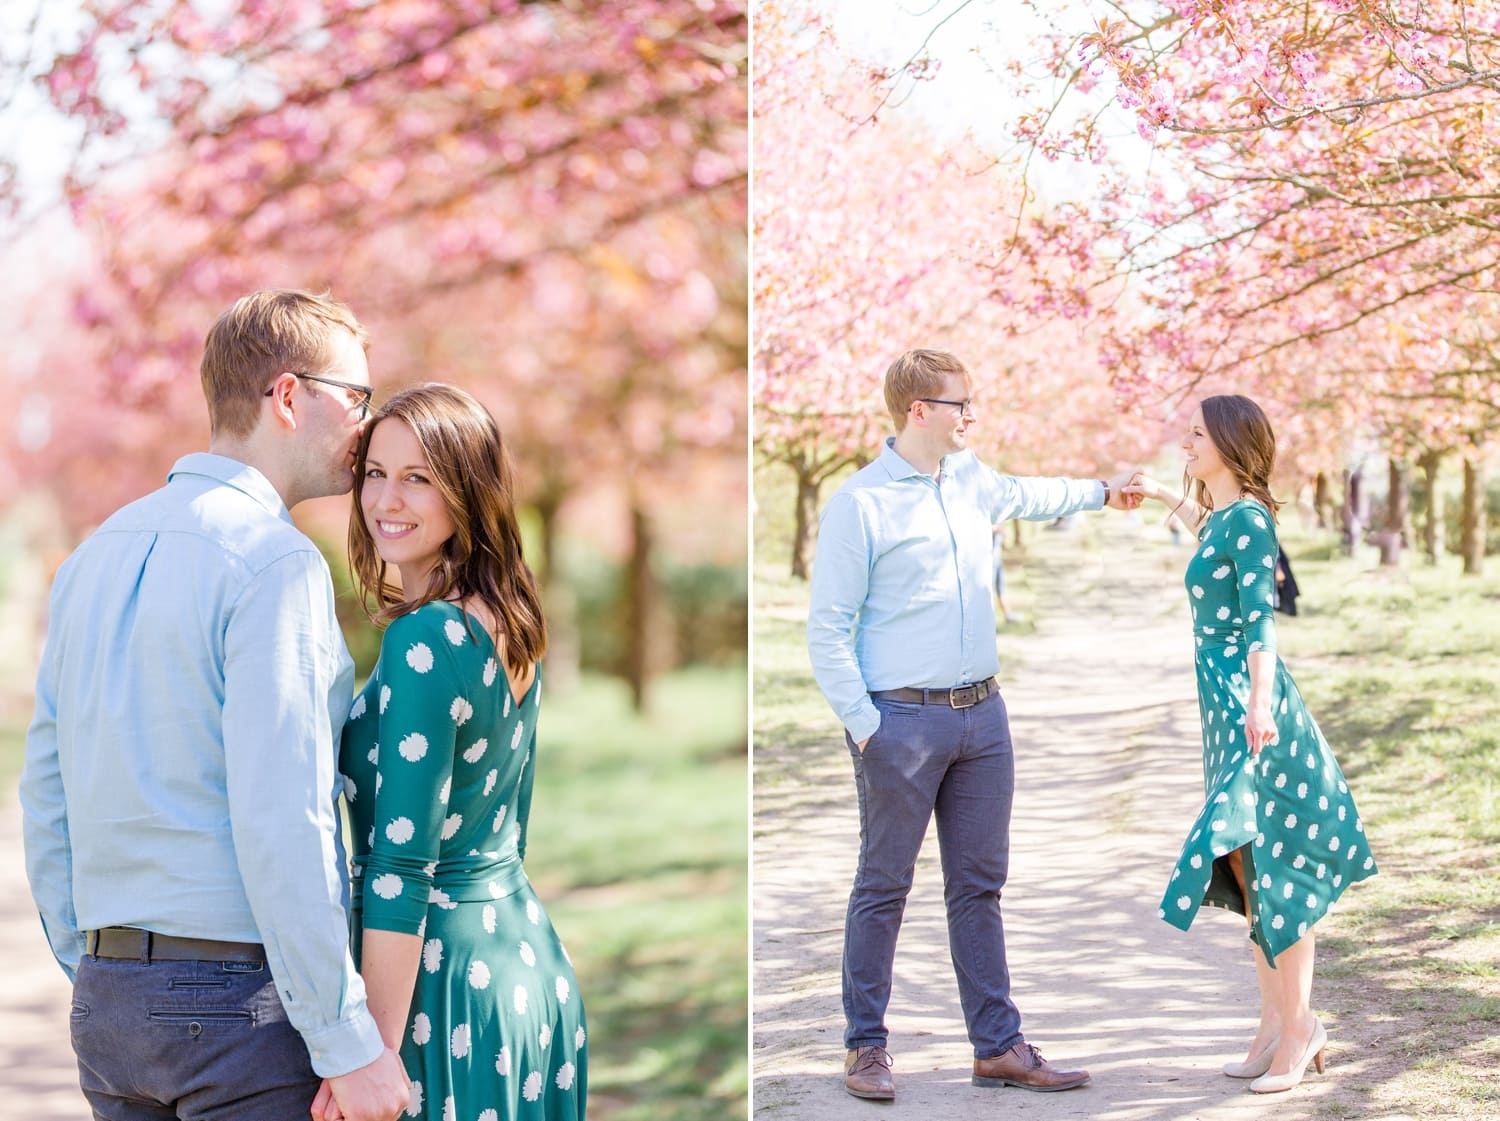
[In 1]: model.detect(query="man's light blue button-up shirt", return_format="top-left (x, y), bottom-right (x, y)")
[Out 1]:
top-left (807, 438), bottom-right (1105, 742)
top-left (20, 453), bottom-right (383, 1077)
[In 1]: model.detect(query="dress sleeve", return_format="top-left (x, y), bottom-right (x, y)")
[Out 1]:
top-left (1226, 504), bottom-right (1279, 654)
top-left (360, 611), bottom-right (461, 934)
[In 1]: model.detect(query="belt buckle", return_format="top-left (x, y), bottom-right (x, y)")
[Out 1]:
top-left (949, 684), bottom-right (980, 709)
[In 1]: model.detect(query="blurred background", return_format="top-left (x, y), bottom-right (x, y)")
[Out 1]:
top-left (0, 3), bottom-right (748, 1119)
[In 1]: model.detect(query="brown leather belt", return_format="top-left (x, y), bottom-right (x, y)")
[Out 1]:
top-left (86, 927), bottom-right (266, 963)
top-left (870, 677), bottom-right (998, 709)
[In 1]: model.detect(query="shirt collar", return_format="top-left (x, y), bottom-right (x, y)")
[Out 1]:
top-left (877, 437), bottom-right (927, 481)
top-left (878, 437), bottom-right (970, 483)
top-left (167, 453), bottom-right (294, 525)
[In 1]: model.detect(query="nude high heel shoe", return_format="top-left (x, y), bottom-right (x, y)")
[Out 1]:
top-left (1222, 1035), bottom-right (1279, 1079)
top-left (1249, 1019), bottom-right (1327, 1094)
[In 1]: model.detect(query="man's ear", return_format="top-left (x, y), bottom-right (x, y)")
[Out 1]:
top-left (265, 374), bottom-right (300, 431)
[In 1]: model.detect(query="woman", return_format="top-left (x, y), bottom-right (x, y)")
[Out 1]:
top-left (1125, 395), bottom-right (1375, 1095)
top-left (318, 384), bottom-right (586, 1120)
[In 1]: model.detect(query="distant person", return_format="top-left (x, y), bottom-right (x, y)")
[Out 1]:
top-left (1167, 510), bottom-right (1189, 547)
top-left (21, 290), bottom-right (410, 1121)
top-left (321, 384), bottom-right (586, 1121)
top-left (1125, 395), bottom-right (1376, 1095)
top-left (807, 348), bottom-right (1140, 1100)
top-left (991, 523), bottom-right (1022, 624)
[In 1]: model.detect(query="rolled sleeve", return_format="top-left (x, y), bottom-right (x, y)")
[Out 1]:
top-left (807, 492), bottom-right (880, 741)
top-left (223, 551), bottom-right (382, 1077)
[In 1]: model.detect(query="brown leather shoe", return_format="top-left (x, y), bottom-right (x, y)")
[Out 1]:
top-left (844, 1046), bottom-right (895, 1100)
top-left (972, 1042), bottom-right (1090, 1092)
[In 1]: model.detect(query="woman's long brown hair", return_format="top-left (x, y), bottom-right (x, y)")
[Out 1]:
top-left (1178, 394), bottom-right (1284, 525)
top-left (349, 383), bottom-right (547, 675)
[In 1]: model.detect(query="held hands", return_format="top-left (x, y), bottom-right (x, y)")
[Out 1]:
top-left (1121, 470), bottom-right (1168, 506)
top-left (312, 1048), bottom-right (410, 1121)
top-left (311, 1080), bottom-right (340, 1121)
top-left (1105, 468), bottom-right (1145, 510)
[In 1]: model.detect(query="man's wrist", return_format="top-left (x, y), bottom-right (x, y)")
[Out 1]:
top-left (1099, 479), bottom-right (1112, 507)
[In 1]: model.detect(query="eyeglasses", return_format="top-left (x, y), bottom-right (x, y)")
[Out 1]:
top-left (915, 397), bottom-right (974, 417)
top-left (265, 372), bottom-right (373, 419)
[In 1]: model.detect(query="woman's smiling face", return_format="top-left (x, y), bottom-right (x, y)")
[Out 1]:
top-left (360, 417), bottom-right (457, 590)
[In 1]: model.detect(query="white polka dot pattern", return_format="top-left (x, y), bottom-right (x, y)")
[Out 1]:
top-left (338, 604), bottom-right (582, 1119)
top-left (1159, 499), bottom-right (1376, 964)
top-left (406, 642), bottom-right (434, 673)
top-left (522, 1071), bottom-right (542, 1102)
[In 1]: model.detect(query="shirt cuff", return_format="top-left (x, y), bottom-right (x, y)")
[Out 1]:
top-left (1093, 479), bottom-right (1109, 510)
top-left (846, 703), bottom-right (881, 744)
top-left (300, 1006), bottom-right (385, 1078)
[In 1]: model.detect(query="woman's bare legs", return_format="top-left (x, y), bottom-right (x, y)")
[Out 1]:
top-left (1226, 846), bottom-right (1320, 1073)
top-left (1265, 930), bottom-right (1318, 1076)
top-left (1226, 848), bottom-right (1281, 1061)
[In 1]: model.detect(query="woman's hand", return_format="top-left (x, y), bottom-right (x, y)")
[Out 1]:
top-left (310, 1080), bottom-right (342, 1121)
top-left (1244, 699), bottom-right (1279, 754)
top-left (1122, 471), bottom-right (1167, 505)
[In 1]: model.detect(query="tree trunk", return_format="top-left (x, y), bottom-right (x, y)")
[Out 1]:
top-left (1462, 450), bottom-right (1486, 576)
top-left (1420, 450), bottom-right (1445, 565)
top-left (790, 467), bottom-right (821, 580)
top-left (1378, 458), bottom-right (1409, 566)
top-left (1313, 471), bottom-right (1331, 530)
top-left (532, 479), bottom-right (580, 693)
top-left (624, 500), bottom-right (658, 711)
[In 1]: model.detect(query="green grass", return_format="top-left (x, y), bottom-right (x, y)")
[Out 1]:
top-left (1270, 531), bottom-right (1500, 1118)
top-left (751, 461), bottom-right (856, 808)
top-left (530, 667), bottom-right (749, 1121)
top-left (3, 665), bottom-right (748, 1121)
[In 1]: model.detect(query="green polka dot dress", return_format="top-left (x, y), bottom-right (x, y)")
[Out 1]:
top-left (1159, 499), bottom-right (1376, 963)
top-left (341, 602), bottom-right (586, 1120)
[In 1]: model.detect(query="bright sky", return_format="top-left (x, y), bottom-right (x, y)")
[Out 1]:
top-left (0, 2), bottom-right (83, 229)
top-left (812, 0), bottom-right (1151, 199)
top-left (820, 0), bottom-right (1056, 142)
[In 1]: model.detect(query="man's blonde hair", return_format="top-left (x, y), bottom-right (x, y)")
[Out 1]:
top-left (883, 348), bottom-right (970, 430)
top-left (200, 289), bottom-right (368, 439)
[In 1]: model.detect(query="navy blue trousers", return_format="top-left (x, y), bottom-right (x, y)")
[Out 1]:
top-left (70, 953), bottom-right (319, 1120)
top-left (842, 690), bottom-right (1023, 1058)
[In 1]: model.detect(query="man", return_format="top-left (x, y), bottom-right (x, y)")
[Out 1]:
top-left (807, 348), bottom-right (1137, 1100)
top-left (21, 290), bottom-right (410, 1121)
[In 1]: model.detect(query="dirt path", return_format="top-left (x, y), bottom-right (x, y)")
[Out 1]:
top-left (0, 801), bottom-right (88, 1120)
top-left (753, 517), bottom-right (1382, 1120)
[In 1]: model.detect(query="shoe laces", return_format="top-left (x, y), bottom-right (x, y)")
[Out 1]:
top-left (855, 1047), bottom-right (892, 1071)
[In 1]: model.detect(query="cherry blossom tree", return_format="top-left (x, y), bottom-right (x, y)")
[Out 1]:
top-left (1, 0), bottom-right (747, 703)
top-left (754, 0), bottom-right (1159, 576)
top-left (862, 0), bottom-right (1500, 567)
